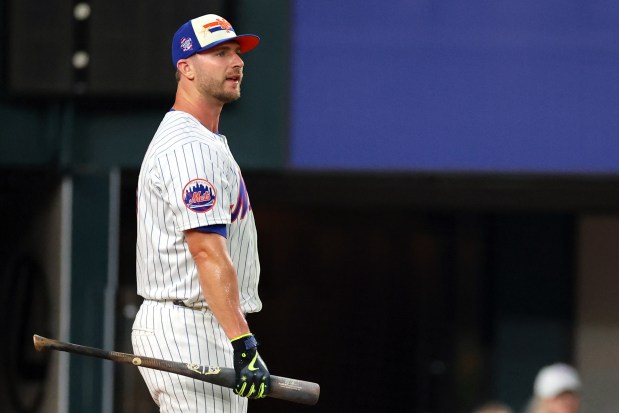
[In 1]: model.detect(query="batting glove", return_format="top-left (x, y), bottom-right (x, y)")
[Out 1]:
top-left (231, 333), bottom-right (271, 399)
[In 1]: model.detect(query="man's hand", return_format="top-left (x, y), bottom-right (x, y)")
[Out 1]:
top-left (231, 334), bottom-right (271, 399)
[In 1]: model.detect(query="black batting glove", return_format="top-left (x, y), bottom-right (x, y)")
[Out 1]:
top-left (231, 333), bottom-right (271, 399)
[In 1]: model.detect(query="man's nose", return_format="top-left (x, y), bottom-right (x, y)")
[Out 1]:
top-left (232, 53), bottom-right (244, 68)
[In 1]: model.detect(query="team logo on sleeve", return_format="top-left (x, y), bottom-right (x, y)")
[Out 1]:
top-left (183, 179), bottom-right (216, 213)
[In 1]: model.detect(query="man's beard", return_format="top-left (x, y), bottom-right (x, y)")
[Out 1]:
top-left (214, 88), bottom-right (241, 103)
top-left (197, 74), bottom-right (241, 104)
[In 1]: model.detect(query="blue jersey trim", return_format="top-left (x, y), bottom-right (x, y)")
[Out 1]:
top-left (195, 224), bottom-right (227, 238)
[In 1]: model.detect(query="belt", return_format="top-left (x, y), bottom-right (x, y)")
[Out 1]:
top-left (172, 300), bottom-right (209, 310)
top-left (172, 300), bottom-right (249, 316)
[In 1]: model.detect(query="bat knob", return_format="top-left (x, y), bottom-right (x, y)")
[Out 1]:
top-left (33, 334), bottom-right (45, 352)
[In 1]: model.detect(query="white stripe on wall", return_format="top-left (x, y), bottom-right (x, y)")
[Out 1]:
top-left (102, 168), bottom-right (121, 413)
top-left (58, 175), bottom-right (73, 413)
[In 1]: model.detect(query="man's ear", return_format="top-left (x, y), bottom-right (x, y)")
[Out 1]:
top-left (177, 59), bottom-right (194, 80)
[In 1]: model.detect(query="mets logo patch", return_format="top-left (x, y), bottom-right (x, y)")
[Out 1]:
top-left (183, 179), bottom-right (216, 213)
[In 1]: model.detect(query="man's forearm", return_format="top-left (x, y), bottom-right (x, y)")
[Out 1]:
top-left (185, 229), bottom-right (251, 339)
top-left (196, 254), bottom-right (250, 339)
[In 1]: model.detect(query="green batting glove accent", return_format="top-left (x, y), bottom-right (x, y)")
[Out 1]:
top-left (236, 381), bottom-right (247, 396)
top-left (256, 379), bottom-right (268, 398)
top-left (231, 334), bottom-right (271, 399)
top-left (231, 333), bottom-right (253, 342)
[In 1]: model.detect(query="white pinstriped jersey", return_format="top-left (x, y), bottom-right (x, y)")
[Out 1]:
top-left (136, 110), bottom-right (262, 314)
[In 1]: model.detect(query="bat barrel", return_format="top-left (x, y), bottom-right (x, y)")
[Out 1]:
top-left (271, 376), bottom-right (320, 405)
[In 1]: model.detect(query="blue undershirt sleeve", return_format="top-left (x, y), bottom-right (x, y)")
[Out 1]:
top-left (194, 224), bottom-right (227, 238)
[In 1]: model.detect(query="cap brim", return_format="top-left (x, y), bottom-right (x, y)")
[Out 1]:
top-left (196, 34), bottom-right (260, 55)
top-left (235, 34), bottom-right (260, 53)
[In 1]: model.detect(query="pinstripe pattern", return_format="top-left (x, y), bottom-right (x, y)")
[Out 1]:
top-left (133, 111), bottom-right (261, 412)
top-left (132, 300), bottom-right (247, 412)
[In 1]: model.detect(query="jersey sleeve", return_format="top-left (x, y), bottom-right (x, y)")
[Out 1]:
top-left (156, 140), bottom-right (232, 231)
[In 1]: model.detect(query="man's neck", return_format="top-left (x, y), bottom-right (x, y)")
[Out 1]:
top-left (173, 89), bottom-right (224, 133)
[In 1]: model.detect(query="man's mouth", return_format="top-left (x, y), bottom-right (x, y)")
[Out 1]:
top-left (226, 75), bottom-right (241, 83)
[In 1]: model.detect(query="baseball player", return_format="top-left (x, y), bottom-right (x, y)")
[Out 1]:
top-left (131, 14), bottom-right (269, 412)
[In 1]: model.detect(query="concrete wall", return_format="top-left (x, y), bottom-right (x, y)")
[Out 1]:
top-left (576, 216), bottom-right (619, 413)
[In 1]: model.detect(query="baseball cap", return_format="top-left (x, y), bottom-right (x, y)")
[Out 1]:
top-left (171, 14), bottom-right (260, 68)
top-left (534, 363), bottom-right (582, 398)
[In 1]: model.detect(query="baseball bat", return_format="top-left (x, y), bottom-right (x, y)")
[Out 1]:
top-left (33, 334), bottom-right (319, 406)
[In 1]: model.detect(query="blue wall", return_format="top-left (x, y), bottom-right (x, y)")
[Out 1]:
top-left (291, 0), bottom-right (619, 172)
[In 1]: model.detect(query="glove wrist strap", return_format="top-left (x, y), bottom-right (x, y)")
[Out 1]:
top-left (231, 333), bottom-right (258, 352)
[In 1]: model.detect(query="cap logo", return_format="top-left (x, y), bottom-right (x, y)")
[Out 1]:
top-left (180, 37), bottom-right (193, 52)
top-left (183, 179), bottom-right (217, 213)
top-left (203, 18), bottom-right (234, 34)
